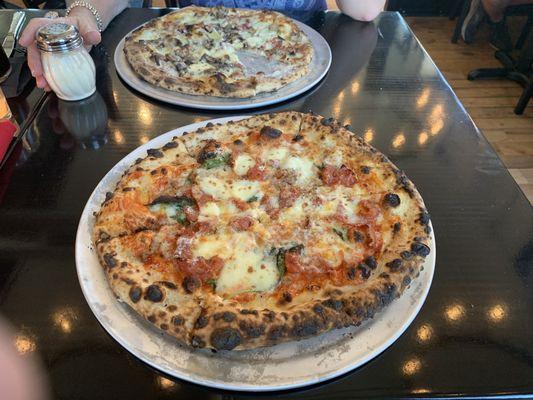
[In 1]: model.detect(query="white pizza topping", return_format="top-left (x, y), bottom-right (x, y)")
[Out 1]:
top-left (198, 201), bottom-right (238, 221)
top-left (233, 153), bottom-right (256, 176)
top-left (192, 231), bottom-right (279, 296)
top-left (198, 174), bottom-right (263, 202)
top-left (281, 155), bottom-right (316, 186)
top-left (124, 7), bottom-right (313, 97)
top-left (262, 147), bottom-right (289, 164)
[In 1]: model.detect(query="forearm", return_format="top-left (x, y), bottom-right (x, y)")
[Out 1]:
top-left (336, 0), bottom-right (386, 21)
top-left (66, 0), bottom-right (129, 29)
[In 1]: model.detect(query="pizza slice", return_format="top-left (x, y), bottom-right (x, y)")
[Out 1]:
top-left (187, 190), bottom-right (430, 350)
top-left (95, 224), bottom-right (205, 346)
top-left (296, 113), bottom-right (420, 197)
top-left (93, 137), bottom-right (197, 242)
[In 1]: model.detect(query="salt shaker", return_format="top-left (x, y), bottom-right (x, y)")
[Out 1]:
top-left (36, 23), bottom-right (96, 101)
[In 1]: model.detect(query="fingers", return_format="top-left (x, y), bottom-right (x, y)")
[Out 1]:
top-left (69, 12), bottom-right (101, 46)
top-left (36, 76), bottom-right (51, 92)
top-left (20, 17), bottom-right (63, 91)
top-left (75, 15), bottom-right (101, 45)
top-left (26, 42), bottom-right (50, 91)
top-left (19, 15), bottom-right (98, 93)
top-left (26, 42), bottom-right (42, 76)
top-left (19, 17), bottom-right (57, 47)
top-left (19, 18), bottom-right (41, 47)
top-left (84, 30), bottom-right (102, 46)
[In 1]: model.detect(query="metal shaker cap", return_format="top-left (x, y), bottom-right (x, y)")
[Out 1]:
top-left (36, 23), bottom-right (83, 52)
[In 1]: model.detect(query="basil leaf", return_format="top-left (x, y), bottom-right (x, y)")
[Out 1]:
top-left (276, 249), bottom-right (286, 278)
top-left (149, 196), bottom-right (196, 226)
top-left (206, 278), bottom-right (217, 289)
top-left (173, 210), bottom-right (187, 224)
top-left (202, 153), bottom-right (229, 169)
top-left (247, 195), bottom-right (259, 203)
top-left (333, 227), bottom-right (347, 241)
top-left (175, 197), bottom-right (196, 225)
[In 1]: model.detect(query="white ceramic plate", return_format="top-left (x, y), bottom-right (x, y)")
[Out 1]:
top-left (75, 116), bottom-right (436, 392)
top-left (114, 20), bottom-right (332, 110)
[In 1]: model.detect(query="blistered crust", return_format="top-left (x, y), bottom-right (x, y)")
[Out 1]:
top-left (96, 232), bottom-right (202, 345)
top-left (123, 7), bottom-right (313, 98)
top-left (93, 112), bottom-right (432, 350)
top-left (191, 192), bottom-right (431, 350)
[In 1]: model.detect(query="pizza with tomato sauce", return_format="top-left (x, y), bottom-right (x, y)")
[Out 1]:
top-left (93, 112), bottom-right (432, 351)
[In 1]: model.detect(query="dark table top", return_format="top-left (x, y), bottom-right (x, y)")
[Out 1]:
top-left (1, 8), bottom-right (532, 400)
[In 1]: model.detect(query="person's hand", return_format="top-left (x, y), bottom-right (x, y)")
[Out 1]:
top-left (19, 8), bottom-right (101, 92)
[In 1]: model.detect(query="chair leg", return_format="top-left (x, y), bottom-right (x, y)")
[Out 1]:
top-left (468, 67), bottom-right (509, 80)
top-left (495, 50), bottom-right (516, 69)
top-left (507, 71), bottom-right (530, 87)
top-left (449, 0), bottom-right (465, 20)
top-left (452, 0), bottom-right (470, 43)
top-left (516, 25), bottom-right (533, 73)
top-left (514, 81), bottom-right (533, 115)
top-left (516, 14), bottom-right (533, 50)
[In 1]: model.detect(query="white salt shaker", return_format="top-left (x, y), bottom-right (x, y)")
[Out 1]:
top-left (36, 23), bottom-right (96, 101)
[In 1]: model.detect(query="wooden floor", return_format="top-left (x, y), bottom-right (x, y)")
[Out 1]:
top-left (405, 16), bottom-right (533, 204)
top-left (7, 2), bottom-right (533, 203)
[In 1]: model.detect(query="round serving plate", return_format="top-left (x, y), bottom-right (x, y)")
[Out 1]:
top-left (76, 116), bottom-right (436, 392)
top-left (113, 20), bottom-right (332, 110)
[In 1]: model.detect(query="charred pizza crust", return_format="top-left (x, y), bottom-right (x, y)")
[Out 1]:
top-left (93, 112), bottom-right (432, 351)
top-left (123, 7), bottom-right (313, 98)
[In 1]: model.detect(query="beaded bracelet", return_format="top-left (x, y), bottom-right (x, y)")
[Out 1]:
top-left (66, 1), bottom-right (104, 33)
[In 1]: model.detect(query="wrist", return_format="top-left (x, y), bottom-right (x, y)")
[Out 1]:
top-left (68, 6), bottom-right (95, 23)
top-left (66, 1), bottom-right (104, 32)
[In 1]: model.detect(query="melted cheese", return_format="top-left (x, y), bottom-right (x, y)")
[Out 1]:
top-left (198, 201), bottom-right (238, 222)
top-left (263, 147), bottom-right (288, 163)
top-left (205, 46), bottom-right (231, 59)
top-left (282, 156), bottom-right (316, 186)
top-left (148, 203), bottom-right (177, 219)
top-left (324, 149), bottom-right (345, 167)
top-left (231, 180), bottom-right (263, 202)
top-left (316, 186), bottom-right (359, 223)
top-left (206, 29), bottom-right (222, 41)
top-left (233, 153), bottom-right (256, 176)
top-left (312, 230), bottom-right (349, 266)
top-left (245, 35), bottom-right (266, 48)
top-left (188, 63), bottom-right (212, 75)
top-left (122, 173), bottom-right (152, 191)
top-left (322, 135), bottom-right (338, 149)
top-left (198, 175), bottom-right (263, 202)
top-left (136, 29), bottom-right (159, 41)
top-left (278, 196), bottom-right (307, 225)
top-left (174, 10), bottom-right (200, 25)
top-left (240, 22), bottom-right (277, 48)
top-left (192, 232), bottom-right (279, 295)
top-left (389, 192), bottom-right (411, 218)
top-left (279, 23), bottom-right (292, 38)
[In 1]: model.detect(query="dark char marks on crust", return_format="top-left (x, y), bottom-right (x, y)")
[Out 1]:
top-left (96, 112), bottom-right (431, 351)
